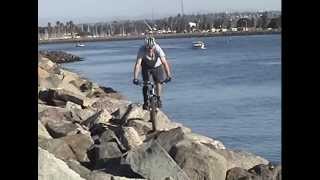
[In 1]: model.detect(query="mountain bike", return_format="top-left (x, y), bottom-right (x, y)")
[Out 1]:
top-left (135, 79), bottom-right (170, 132)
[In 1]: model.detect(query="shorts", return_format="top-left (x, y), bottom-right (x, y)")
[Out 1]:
top-left (142, 65), bottom-right (165, 83)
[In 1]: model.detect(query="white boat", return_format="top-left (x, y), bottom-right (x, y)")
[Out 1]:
top-left (192, 41), bottom-right (205, 49)
top-left (76, 43), bottom-right (85, 47)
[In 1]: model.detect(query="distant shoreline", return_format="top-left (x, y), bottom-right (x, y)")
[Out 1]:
top-left (38, 30), bottom-right (281, 44)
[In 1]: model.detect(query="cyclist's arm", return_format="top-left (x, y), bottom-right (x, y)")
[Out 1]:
top-left (159, 56), bottom-right (171, 78)
top-left (134, 58), bottom-right (142, 80)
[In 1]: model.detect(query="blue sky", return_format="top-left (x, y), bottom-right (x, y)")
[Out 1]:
top-left (38, 0), bottom-right (281, 25)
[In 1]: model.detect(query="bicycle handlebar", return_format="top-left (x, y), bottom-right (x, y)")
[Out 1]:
top-left (135, 79), bottom-right (170, 86)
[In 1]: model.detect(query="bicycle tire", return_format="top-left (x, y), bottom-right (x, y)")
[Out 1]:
top-left (150, 96), bottom-right (157, 131)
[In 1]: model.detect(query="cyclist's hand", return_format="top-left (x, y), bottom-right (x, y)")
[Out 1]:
top-left (133, 79), bottom-right (139, 85)
top-left (166, 76), bottom-right (172, 82)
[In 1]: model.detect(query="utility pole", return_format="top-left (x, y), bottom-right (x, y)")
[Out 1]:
top-left (181, 0), bottom-right (184, 16)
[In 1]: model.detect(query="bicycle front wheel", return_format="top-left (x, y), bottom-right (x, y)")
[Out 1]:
top-left (150, 96), bottom-right (158, 131)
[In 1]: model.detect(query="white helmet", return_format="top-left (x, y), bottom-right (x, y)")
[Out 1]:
top-left (145, 36), bottom-right (156, 48)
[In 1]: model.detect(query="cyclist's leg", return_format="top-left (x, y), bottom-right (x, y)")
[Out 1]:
top-left (141, 67), bottom-right (151, 110)
top-left (152, 65), bottom-right (165, 108)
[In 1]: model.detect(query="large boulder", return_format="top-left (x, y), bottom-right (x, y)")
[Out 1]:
top-left (65, 159), bottom-right (92, 179)
top-left (119, 127), bottom-right (143, 150)
top-left (215, 149), bottom-right (269, 170)
top-left (81, 109), bottom-right (113, 129)
top-left (122, 139), bottom-right (190, 180)
top-left (91, 96), bottom-right (131, 115)
top-left (38, 56), bottom-right (61, 74)
top-left (226, 164), bottom-right (281, 180)
top-left (169, 140), bottom-right (228, 180)
top-left (46, 120), bottom-right (79, 138)
top-left (249, 164), bottom-right (281, 180)
top-left (87, 129), bottom-right (125, 168)
top-left (125, 120), bottom-right (153, 136)
top-left (38, 105), bottom-right (72, 126)
top-left (38, 138), bottom-right (77, 161)
top-left (39, 88), bottom-right (88, 107)
top-left (122, 103), bottom-right (189, 132)
top-left (61, 134), bottom-right (94, 162)
top-left (183, 132), bottom-right (225, 150)
top-left (87, 171), bottom-right (146, 180)
top-left (38, 147), bottom-right (85, 180)
top-left (226, 167), bottom-right (260, 180)
top-left (38, 120), bottom-right (52, 139)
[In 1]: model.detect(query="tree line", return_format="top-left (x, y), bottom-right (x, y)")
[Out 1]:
top-left (38, 11), bottom-right (281, 39)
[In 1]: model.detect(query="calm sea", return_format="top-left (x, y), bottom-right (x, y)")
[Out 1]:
top-left (39, 34), bottom-right (281, 163)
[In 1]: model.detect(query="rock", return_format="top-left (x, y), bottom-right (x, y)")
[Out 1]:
top-left (122, 139), bottom-right (190, 180)
top-left (46, 120), bottom-right (79, 138)
top-left (88, 171), bottom-right (146, 180)
top-left (38, 147), bottom-right (85, 180)
top-left (38, 120), bottom-right (52, 139)
top-left (119, 127), bottom-right (143, 150)
top-left (70, 107), bottom-right (97, 123)
top-left (152, 127), bottom-right (186, 152)
top-left (38, 138), bottom-right (77, 161)
top-left (170, 140), bottom-right (228, 180)
top-left (38, 104), bottom-right (73, 126)
top-left (215, 149), bottom-right (269, 170)
top-left (249, 164), bottom-right (281, 180)
top-left (66, 101), bottom-right (82, 111)
top-left (65, 159), bottom-right (92, 179)
top-left (39, 88), bottom-right (88, 107)
top-left (226, 164), bottom-right (281, 180)
top-left (122, 104), bottom-right (187, 132)
top-left (39, 50), bottom-right (82, 63)
top-left (91, 96), bottom-right (131, 115)
top-left (38, 56), bottom-right (61, 74)
top-left (125, 120), bottom-right (152, 136)
top-left (226, 167), bottom-right (260, 180)
top-left (183, 132), bottom-right (226, 150)
top-left (81, 110), bottom-right (112, 129)
top-left (61, 134), bottom-right (94, 162)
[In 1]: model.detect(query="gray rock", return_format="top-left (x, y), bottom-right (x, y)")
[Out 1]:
top-left (61, 134), bottom-right (94, 162)
top-left (215, 149), bottom-right (269, 170)
top-left (119, 127), bottom-right (143, 150)
top-left (152, 127), bottom-right (186, 152)
top-left (249, 164), bottom-right (281, 180)
top-left (66, 159), bottom-right (92, 179)
top-left (183, 132), bottom-right (226, 150)
top-left (46, 120), bottom-right (79, 138)
top-left (38, 138), bottom-right (77, 161)
top-left (226, 164), bottom-right (281, 180)
top-left (125, 120), bottom-right (152, 136)
top-left (38, 106), bottom-right (72, 126)
top-left (38, 147), bottom-right (85, 180)
top-left (88, 171), bottom-right (146, 180)
top-left (88, 142), bottom-right (123, 169)
top-left (226, 167), bottom-right (260, 180)
top-left (66, 101), bottom-right (82, 111)
top-left (39, 88), bottom-right (88, 107)
top-left (170, 140), bottom-right (227, 180)
top-left (122, 140), bottom-right (190, 180)
top-left (38, 120), bottom-right (52, 139)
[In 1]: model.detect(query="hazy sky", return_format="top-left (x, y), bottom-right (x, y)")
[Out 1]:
top-left (38, 0), bottom-right (281, 25)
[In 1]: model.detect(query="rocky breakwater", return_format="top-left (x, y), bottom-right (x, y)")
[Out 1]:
top-left (39, 50), bottom-right (83, 63)
top-left (38, 53), bottom-right (281, 180)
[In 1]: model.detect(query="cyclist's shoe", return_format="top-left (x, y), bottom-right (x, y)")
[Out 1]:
top-left (143, 102), bottom-right (149, 110)
top-left (157, 96), bottom-right (162, 108)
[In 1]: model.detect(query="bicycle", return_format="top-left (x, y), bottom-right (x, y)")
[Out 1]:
top-left (134, 79), bottom-right (170, 133)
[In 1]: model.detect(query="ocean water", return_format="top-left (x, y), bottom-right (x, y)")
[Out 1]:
top-left (39, 34), bottom-right (281, 163)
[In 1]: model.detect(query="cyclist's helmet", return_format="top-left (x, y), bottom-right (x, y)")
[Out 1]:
top-left (145, 36), bottom-right (156, 49)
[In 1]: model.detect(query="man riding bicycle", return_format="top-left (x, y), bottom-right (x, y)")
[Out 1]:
top-left (133, 36), bottom-right (172, 110)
